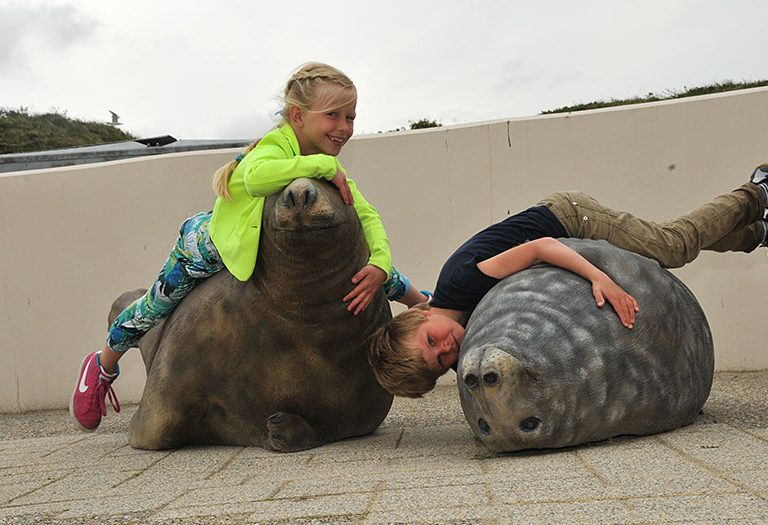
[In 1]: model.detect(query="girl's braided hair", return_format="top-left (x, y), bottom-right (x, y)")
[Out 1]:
top-left (212, 62), bottom-right (356, 200)
top-left (280, 62), bottom-right (357, 121)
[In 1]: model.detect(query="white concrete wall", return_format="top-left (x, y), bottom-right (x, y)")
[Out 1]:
top-left (2, 87), bottom-right (768, 413)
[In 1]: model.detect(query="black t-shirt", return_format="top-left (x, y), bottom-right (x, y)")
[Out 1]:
top-left (431, 205), bottom-right (568, 312)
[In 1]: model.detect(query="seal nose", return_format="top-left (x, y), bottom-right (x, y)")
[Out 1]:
top-left (479, 347), bottom-right (523, 387)
top-left (460, 346), bottom-right (526, 391)
top-left (460, 345), bottom-right (483, 389)
top-left (464, 373), bottom-right (479, 388)
top-left (463, 372), bottom-right (498, 387)
top-left (275, 178), bottom-right (338, 230)
top-left (284, 179), bottom-right (318, 210)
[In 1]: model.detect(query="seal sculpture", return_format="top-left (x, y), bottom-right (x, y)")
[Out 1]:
top-left (112, 178), bottom-right (394, 452)
top-left (458, 238), bottom-right (714, 453)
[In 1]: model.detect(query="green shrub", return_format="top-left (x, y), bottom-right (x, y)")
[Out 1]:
top-left (541, 80), bottom-right (768, 114)
top-left (0, 107), bottom-right (136, 154)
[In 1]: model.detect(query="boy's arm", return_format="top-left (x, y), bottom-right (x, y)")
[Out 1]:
top-left (476, 237), bottom-right (639, 329)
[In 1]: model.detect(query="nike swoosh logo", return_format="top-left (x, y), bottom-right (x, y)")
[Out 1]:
top-left (78, 358), bottom-right (92, 393)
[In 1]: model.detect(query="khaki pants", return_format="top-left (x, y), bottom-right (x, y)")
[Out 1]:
top-left (540, 183), bottom-right (766, 268)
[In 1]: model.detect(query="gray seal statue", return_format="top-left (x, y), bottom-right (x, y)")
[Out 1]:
top-left (458, 238), bottom-right (714, 453)
top-left (110, 178), bottom-right (394, 452)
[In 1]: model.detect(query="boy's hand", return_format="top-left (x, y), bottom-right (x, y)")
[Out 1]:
top-left (591, 274), bottom-right (639, 329)
top-left (331, 169), bottom-right (353, 205)
top-left (343, 265), bottom-right (387, 315)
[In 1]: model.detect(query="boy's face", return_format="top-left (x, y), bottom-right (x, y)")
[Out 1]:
top-left (409, 311), bottom-right (464, 376)
top-left (290, 99), bottom-right (356, 157)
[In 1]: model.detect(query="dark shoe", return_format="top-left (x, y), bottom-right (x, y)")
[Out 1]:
top-left (750, 164), bottom-right (768, 184)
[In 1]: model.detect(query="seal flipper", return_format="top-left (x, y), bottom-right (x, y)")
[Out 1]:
top-left (266, 412), bottom-right (325, 452)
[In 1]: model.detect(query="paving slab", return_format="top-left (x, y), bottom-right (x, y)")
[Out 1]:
top-left (0, 370), bottom-right (766, 524)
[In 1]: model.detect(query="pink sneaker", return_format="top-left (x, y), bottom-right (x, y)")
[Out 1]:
top-left (69, 351), bottom-right (121, 431)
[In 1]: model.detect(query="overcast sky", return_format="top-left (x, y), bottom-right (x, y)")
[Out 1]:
top-left (2, 0), bottom-right (767, 140)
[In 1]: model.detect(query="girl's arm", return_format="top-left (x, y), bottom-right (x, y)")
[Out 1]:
top-left (240, 134), bottom-right (341, 197)
top-left (347, 178), bottom-right (392, 276)
top-left (476, 237), bottom-right (639, 329)
top-left (342, 178), bottom-right (394, 315)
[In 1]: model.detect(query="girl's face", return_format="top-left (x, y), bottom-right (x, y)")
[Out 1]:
top-left (290, 98), bottom-right (356, 157)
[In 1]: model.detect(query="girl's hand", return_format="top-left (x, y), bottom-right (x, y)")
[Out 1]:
top-left (343, 265), bottom-right (387, 315)
top-left (591, 273), bottom-right (639, 329)
top-left (331, 169), bottom-right (354, 205)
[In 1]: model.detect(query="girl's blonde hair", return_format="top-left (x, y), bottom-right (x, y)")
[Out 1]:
top-left (212, 62), bottom-right (357, 200)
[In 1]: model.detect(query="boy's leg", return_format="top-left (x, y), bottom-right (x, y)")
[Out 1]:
top-left (71, 211), bottom-right (223, 431)
top-left (699, 222), bottom-right (765, 253)
top-left (541, 183), bottom-right (765, 268)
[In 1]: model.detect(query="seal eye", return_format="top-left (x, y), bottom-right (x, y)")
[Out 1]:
top-left (520, 416), bottom-right (541, 432)
top-left (478, 418), bottom-right (491, 435)
top-left (464, 374), bottom-right (479, 388)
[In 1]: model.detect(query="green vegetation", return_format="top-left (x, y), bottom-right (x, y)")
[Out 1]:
top-left (541, 80), bottom-right (768, 114)
top-left (408, 117), bottom-right (442, 129)
top-left (0, 107), bottom-right (136, 154)
top-left (390, 80), bottom-right (768, 129)
top-left (384, 117), bottom-right (443, 133)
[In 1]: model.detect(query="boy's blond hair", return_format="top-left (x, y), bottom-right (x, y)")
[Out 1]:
top-left (212, 62), bottom-right (356, 200)
top-left (367, 304), bottom-right (443, 398)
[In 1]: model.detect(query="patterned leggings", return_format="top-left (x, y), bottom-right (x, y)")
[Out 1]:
top-left (106, 211), bottom-right (411, 352)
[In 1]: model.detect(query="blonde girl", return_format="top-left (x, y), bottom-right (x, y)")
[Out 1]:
top-left (71, 62), bottom-right (426, 432)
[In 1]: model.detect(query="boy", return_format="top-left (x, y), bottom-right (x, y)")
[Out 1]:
top-left (368, 165), bottom-right (768, 398)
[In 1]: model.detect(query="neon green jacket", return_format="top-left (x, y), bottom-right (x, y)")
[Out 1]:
top-left (209, 124), bottom-right (392, 282)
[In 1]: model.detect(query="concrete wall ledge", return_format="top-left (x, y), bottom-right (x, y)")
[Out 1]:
top-left (2, 87), bottom-right (768, 412)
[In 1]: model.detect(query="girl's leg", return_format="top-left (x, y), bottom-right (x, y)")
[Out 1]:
top-left (70, 211), bottom-right (223, 432)
top-left (541, 183), bottom-right (766, 268)
top-left (98, 345), bottom-right (122, 376)
top-left (105, 211), bottom-right (223, 361)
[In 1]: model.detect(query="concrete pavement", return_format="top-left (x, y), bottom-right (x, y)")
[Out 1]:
top-left (1, 371), bottom-right (767, 524)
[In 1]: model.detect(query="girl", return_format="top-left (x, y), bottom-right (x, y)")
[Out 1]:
top-left (70, 62), bottom-right (426, 431)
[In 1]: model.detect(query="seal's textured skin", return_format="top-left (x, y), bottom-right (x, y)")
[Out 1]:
top-left (458, 239), bottom-right (713, 453)
top-left (114, 179), bottom-right (393, 452)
